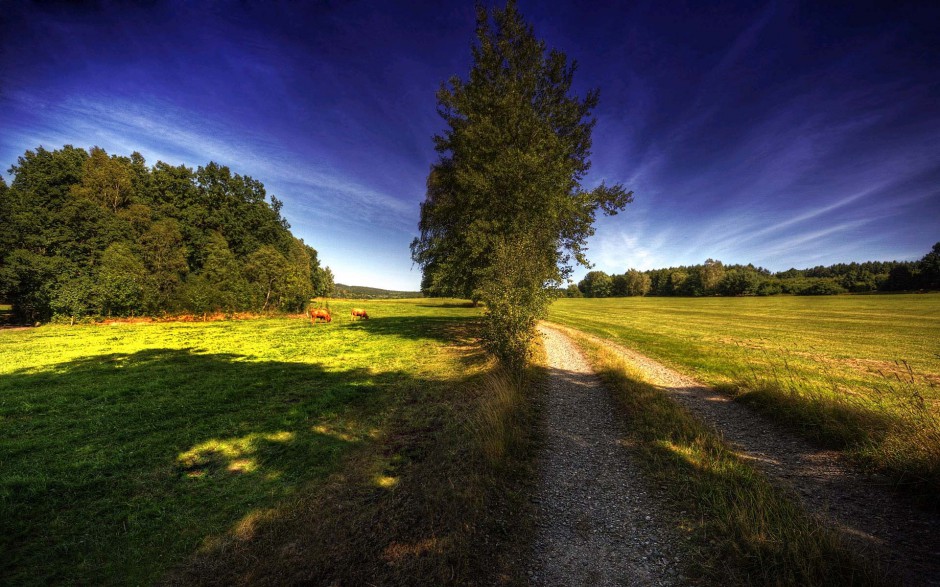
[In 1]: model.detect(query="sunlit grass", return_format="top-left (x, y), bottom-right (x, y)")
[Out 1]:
top-left (548, 295), bottom-right (940, 488)
top-left (1, 299), bottom-right (542, 585)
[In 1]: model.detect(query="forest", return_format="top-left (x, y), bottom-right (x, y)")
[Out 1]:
top-left (0, 145), bottom-right (334, 322)
top-left (571, 246), bottom-right (940, 297)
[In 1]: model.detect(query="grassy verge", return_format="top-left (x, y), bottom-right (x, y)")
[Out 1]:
top-left (548, 296), bottom-right (940, 490)
top-left (563, 328), bottom-right (887, 585)
top-left (1, 299), bottom-right (541, 585)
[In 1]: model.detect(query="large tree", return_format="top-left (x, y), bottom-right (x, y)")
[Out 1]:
top-left (411, 1), bottom-right (631, 367)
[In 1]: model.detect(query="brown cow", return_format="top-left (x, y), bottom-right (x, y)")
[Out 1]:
top-left (309, 308), bottom-right (332, 324)
top-left (351, 308), bottom-right (369, 320)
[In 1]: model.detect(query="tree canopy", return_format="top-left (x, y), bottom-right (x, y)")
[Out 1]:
top-left (411, 1), bottom-right (631, 368)
top-left (0, 145), bottom-right (334, 322)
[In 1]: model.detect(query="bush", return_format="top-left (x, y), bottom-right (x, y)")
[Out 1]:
top-left (796, 279), bottom-right (846, 296)
top-left (479, 236), bottom-right (553, 373)
top-left (719, 268), bottom-right (760, 296)
top-left (578, 271), bottom-right (613, 298)
top-left (756, 280), bottom-right (782, 296)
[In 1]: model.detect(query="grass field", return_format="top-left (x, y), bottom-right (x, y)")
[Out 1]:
top-left (0, 299), bottom-right (540, 585)
top-left (548, 294), bottom-right (940, 488)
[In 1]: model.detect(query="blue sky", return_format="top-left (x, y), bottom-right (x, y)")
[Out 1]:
top-left (2, 1), bottom-right (938, 290)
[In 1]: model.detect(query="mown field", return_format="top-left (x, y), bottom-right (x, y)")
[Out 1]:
top-left (548, 294), bottom-right (940, 488)
top-left (0, 299), bottom-right (538, 585)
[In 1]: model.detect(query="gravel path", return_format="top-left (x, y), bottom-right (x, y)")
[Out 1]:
top-left (547, 323), bottom-right (940, 587)
top-left (528, 325), bottom-right (688, 586)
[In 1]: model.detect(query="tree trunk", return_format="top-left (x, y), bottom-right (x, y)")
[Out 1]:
top-left (262, 286), bottom-right (272, 312)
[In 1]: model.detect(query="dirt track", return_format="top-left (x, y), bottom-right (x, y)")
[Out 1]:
top-left (529, 325), bottom-right (688, 586)
top-left (545, 322), bottom-right (940, 586)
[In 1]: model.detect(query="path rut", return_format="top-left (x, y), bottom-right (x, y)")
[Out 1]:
top-left (528, 325), bottom-right (688, 586)
top-left (547, 322), bottom-right (940, 586)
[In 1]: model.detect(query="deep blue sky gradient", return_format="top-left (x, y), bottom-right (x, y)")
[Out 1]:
top-left (2, 1), bottom-right (938, 289)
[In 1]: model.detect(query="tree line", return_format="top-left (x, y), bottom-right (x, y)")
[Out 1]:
top-left (571, 246), bottom-right (940, 297)
top-left (0, 145), bottom-right (334, 322)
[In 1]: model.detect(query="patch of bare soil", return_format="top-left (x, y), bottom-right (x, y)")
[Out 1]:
top-left (549, 323), bottom-right (940, 587)
top-left (529, 325), bottom-right (690, 586)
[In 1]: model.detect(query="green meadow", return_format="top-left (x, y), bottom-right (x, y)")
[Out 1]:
top-left (548, 294), bottom-right (940, 487)
top-left (0, 300), bottom-right (537, 585)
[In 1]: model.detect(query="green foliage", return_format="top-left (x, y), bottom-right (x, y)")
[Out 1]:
top-left (578, 270), bottom-right (613, 297)
top-left (719, 267), bottom-right (761, 296)
top-left (306, 244), bottom-right (335, 297)
top-left (478, 235), bottom-right (554, 371)
top-left (795, 278), bottom-right (846, 296)
top-left (279, 238), bottom-right (318, 312)
top-left (623, 268), bottom-right (651, 296)
top-left (411, 1), bottom-right (631, 368)
top-left (882, 265), bottom-right (917, 291)
top-left (756, 279), bottom-right (783, 296)
top-left (0, 145), bottom-right (334, 320)
top-left (244, 245), bottom-right (290, 312)
top-left (699, 258), bottom-right (725, 295)
top-left (49, 275), bottom-right (95, 323)
top-left (176, 274), bottom-right (220, 316)
top-left (201, 232), bottom-right (249, 309)
top-left (667, 269), bottom-right (689, 296)
top-left (564, 283), bottom-right (583, 298)
top-left (139, 218), bottom-right (189, 310)
top-left (920, 242), bottom-right (940, 290)
top-left (70, 146), bottom-right (134, 213)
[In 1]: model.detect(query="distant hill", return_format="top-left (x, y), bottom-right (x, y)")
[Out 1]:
top-left (333, 284), bottom-right (423, 299)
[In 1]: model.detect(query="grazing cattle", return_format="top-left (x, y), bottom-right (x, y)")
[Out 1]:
top-left (309, 308), bottom-right (332, 324)
top-left (351, 308), bottom-right (369, 320)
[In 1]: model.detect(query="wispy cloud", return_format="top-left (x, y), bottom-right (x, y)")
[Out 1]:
top-left (1, 93), bottom-right (417, 234)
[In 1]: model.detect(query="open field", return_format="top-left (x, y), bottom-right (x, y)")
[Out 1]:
top-left (548, 295), bottom-right (940, 488)
top-left (0, 299), bottom-right (540, 585)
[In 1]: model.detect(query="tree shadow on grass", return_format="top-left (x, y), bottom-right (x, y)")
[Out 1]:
top-left (343, 315), bottom-right (481, 346)
top-left (415, 301), bottom-right (478, 309)
top-left (0, 348), bottom-right (439, 586)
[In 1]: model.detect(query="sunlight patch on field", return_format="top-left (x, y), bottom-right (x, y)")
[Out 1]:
top-left (177, 431), bottom-right (297, 478)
